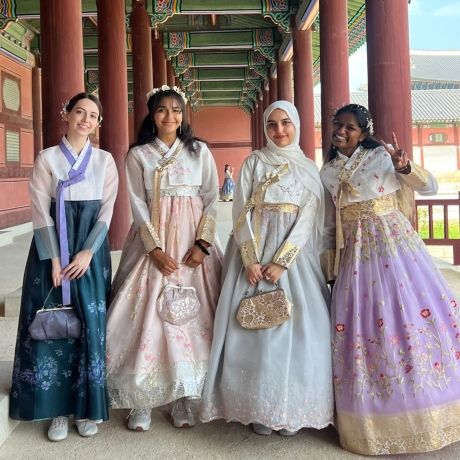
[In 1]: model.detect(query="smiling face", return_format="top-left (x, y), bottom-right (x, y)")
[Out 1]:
top-left (64, 98), bottom-right (100, 138)
top-left (332, 112), bottom-right (366, 157)
top-left (266, 108), bottom-right (296, 148)
top-left (152, 96), bottom-right (183, 140)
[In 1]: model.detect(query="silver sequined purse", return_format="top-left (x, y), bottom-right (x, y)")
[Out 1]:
top-left (157, 284), bottom-right (200, 326)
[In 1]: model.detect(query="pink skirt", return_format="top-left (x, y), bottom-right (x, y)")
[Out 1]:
top-left (106, 196), bottom-right (222, 409)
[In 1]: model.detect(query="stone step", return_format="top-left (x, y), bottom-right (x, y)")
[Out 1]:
top-left (4, 288), bottom-right (21, 318)
top-left (0, 317), bottom-right (18, 362)
top-left (0, 361), bottom-right (18, 448)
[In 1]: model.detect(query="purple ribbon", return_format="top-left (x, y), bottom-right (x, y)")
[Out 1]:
top-left (56, 138), bottom-right (92, 305)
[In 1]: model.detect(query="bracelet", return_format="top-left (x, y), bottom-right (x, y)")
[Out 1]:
top-left (395, 161), bottom-right (411, 175)
top-left (195, 240), bottom-right (210, 256)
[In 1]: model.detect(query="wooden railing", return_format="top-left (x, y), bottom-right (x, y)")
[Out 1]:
top-left (415, 191), bottom-right (460, 265)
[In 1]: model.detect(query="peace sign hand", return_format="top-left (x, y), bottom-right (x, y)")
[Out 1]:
top-left (379, 132), bottom-right (409, 171)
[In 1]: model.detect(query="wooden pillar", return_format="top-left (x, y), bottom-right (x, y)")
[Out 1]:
top-left (293, 23), bottom-right (316, 160)
top-left (40, 0), bottom-right (84, 148)
top-left (277, 59), bottom-right (293, 102)
top-left (254, 104), bottom-right (260, 150)
top-left (131, 0), bottom-right (153, 135)
top-left (319, 0), bottom-right (350, 157)
top-left (152, 32), bottom-right (167, 87)
top-left (251, 110), bottom-right (257, 151)
top-left (417, 124), bottom-right (424, 168)
top-left (263, 86), bottom-right (269, 112)
top-left (366, 0), bottom-right (413, 158)
top-left (167, 61), bottom-right (176, 86)
top-left (454, 124), bottom-right (460, 170)
top-left (269, 75), bottom-right (277, 104)
top-left (32, 66), bottom-right (42, 156)
top-left (98, 0), bottom-right (130, 249)
top-left (258, 95), bottom-right (265, 148)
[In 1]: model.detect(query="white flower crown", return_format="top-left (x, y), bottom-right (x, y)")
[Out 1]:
top-left (146, 85), bottom-right (188, 103)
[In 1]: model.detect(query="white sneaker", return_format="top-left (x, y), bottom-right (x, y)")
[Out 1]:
top-left (48, 416), bottom-right (69, 442)
top-left (252, 423), bottom-right (273, 436)
top-left (75, 419), bottom-right (98, 437)
top-left (170, 398), bottom-right (195, 428)
top-left (127, 408), bottom-right (151, 431)
top-left (278, 428), bottom-right (299, 437)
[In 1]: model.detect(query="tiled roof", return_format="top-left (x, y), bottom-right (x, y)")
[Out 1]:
top-left (314, 89), bottom-right (460, 124)
top-left (410, 50), bottom-right (460, 83)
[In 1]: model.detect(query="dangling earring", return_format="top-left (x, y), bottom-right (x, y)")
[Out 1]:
top-left (179, 124), bottom-right (182, 135)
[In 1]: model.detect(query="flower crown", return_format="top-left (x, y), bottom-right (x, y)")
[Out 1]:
top-left (146, 85), bottom-right (188, 104)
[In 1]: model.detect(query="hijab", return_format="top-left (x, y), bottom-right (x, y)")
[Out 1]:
top-left (255, 100), bottom-right (324, 234)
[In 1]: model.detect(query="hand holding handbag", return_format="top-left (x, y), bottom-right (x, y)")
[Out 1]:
top-left (28, 288), bottom-right (82, 340)
top-left (236, 282), bottom-right (292, 330)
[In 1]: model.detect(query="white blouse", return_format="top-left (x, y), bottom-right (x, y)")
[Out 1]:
top-left (30, 137), bottom-right (119, 260)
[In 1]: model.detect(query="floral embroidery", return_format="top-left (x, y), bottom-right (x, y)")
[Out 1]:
top-left (421, 308), bottom-right (431, 318)
top-left (336, 324), bottom-right (345, 332)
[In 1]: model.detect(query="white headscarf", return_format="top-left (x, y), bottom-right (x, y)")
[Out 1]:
top-left (255, 100), bottom-right (324, 234)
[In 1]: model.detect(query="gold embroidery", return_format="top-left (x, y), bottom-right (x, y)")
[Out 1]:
top-left (273, 241), bottom-right (301, 268)
top-left (196, 213), bottom-right (216, 244)
top-left (341, 193), bottom-right (397, 222)
top-left (235, 164), bottom-right (290, 259)
top-left (401, 162), bottom-right (431, 188)
top-left (320, 249), bottom-right (336, 282)
top-left (334, 148), bottom-right (369, 275)
top-left (338, 401), bottom-right (460, 455)
top-left (262, 203), bottom-right (299, 214)
top-left (150, 142), bottom-right (183, 236)
top-left (239, 239), bottom-right (258, 267)
top-left (139, 220), bottom-right (161, 254)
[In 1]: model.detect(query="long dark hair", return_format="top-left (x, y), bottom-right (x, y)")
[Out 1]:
top-left (325, 103), bottom-right (381, 162)
top-left (65, 92), bottom-right (103, 123)
top-left (131, 89), bottom-right (201, 155)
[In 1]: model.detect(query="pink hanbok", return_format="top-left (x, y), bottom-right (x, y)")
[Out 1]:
top-left (106, 138), bottom-right (222, 409)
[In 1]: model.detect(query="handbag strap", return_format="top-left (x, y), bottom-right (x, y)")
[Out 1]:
top-left (39, 287), bottom-right (56, 311)
top-left (243, 280), bottom-right (278, 297)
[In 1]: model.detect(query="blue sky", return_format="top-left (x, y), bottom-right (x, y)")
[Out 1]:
top-left (317, 0), bottom-right (460, 92)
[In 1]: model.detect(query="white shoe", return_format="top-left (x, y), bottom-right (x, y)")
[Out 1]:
top-left (170, 398), bottom-right (195, 428)
top-left (127, 408), bottom-right (151, 431)
top-left (75, 419), bottom-right (98, 437)
top-left (48, 416), bottom-right (68, 442)
top-left (278, 428), bottom-right (299, 437)
top-left (252, 423), bottom-right (273, 436)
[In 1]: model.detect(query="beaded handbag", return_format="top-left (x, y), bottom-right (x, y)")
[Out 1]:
top-left (236, 284), bottom-right (292, 330)
top-left (157, 284), bottom-right (200, 326)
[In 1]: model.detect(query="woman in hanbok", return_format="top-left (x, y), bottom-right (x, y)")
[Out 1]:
top-left (200, 100), bottom-right (334, 436)
top-left (9, 92), bottom-right (119, 441)
top-left (106, 86), bottom-right (222, 432)
top-left (220, 164), bottom-right (234, 201)
top-left (320, 103), bottom-right (460, 455)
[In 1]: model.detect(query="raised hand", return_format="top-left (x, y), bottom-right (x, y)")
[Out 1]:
top-left (379, 132), bottom-right (409, 171)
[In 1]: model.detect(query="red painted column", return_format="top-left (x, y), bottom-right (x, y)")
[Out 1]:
top-left (255, 104), bottom-right (260, 149)
top-left (366, 0), bottom-right (413, 158)
top-left (152, 32), bottom-right (167, 87)
top-left (277, 59), bottom-right (293, 102)
top-left (40, 0), bottom-right (84, 148)
top-left (454, 124), bottom-right (460, 170)
top-left (167, 61), bottom-right (176, 86)
top-left (251, 110), bottom-right (257, 151)
top-left (293, 24), bottom-right (316, 160)
top-left (131, 1), bottom-right (153, 135)
top-left (98, 0), bottom-right (130, 249)
top-left (319, 0), bottom-right (350, 157)
top-left (263, 86), bottom-right (269, 112)
top-left (269, 75), bottom-right (277, 104)
top-left (32, 65), bottom-right (42, 156)
top-left (258, 95), bottom-right (265, 148)
top-left (417, 124), bottom-right (424, 168)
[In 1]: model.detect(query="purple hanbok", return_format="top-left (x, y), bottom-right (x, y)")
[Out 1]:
top-left (320, 145), bottom-right (460, 455)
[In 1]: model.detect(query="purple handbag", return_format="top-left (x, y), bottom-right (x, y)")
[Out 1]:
top-left (28, 288), bottom-right (82, 340)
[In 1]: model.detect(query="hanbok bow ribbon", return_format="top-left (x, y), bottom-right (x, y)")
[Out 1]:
top-left (56, 139), bottom-right (92, 305)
